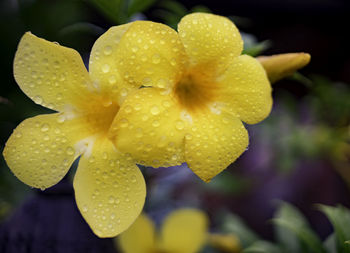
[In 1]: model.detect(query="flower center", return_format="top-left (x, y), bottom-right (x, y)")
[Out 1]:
top-left (82, 95), bottom-right (120, 137)
top-left (173, 70), bottom-right (217, 111)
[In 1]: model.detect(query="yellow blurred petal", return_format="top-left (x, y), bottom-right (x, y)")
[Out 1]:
top-left (118, 214), bottom-right (156, 253)
top-left (216, 55), bottom-right (272, 124)
top-left (208, 234), bottom-right (241, 253)
top-left (2, 113), bottom-right (93, 189)
top-left (257, 53), bottom-right (311, 83)
top-left (109, 88), bottom-right (186, 168)
top-left (185, 111), bottom-right (248, 182)
top-left (89, 24), bottom-right (134, 104)
top-left (14, 32), bottom-right (92, 111)
top-left (115, 21), bottom-right (187, 90)
top-left (178, 13), bottom-right (243, 74)
top-left (159, 209), bottom-right (208, 253)
top-left (73, 139), bottom-right (146, 238)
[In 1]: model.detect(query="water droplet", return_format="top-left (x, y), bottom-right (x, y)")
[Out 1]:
top-left (170, 58), bottom-right (177, 66)
top-left (82, 205), bottom-right (88, 212)
top-left (185, 133), bottom-right (193, 140)
top-left (66, 146), bottom-right (75, 155)
top-left (108, 196), bottom-right (115, 204)
top-left (152, 120), bottom-right (160, 127)
top-left (57, 93), bottom-right (63, 100)
top-left (33, 96), bottom-right (43, 104)
top-left (131, 175), bottom-right (137, 183)
top-left (102, 64), bottom-right (110, 73)
top-left (124, 105), bottom-right (132, 113)
top-left (120, 118), bottom-right (129, 128)
top-left (104, 46), bottom-right (112, 55)
top-left (150, 105), bottom-right (160, 115)
top-left (157, 79), bottom-right (167, 88)
top-left (57, 114), bottom-right (65, 123)
top-left (131, 46), bottom-right (138, 53)
top-left (152, 54), bottom-right (161, 64)
top-left (15, 132), bottom-right (22, 138)
top-left (175, 120), bottom-right (185, 130)
top-left (41, 124), bottom-right (50, 132)
top-left (108, 75), bottom-right (116, 84)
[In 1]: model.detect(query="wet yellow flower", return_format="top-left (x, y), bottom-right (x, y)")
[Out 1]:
top-left (118, 209), bottom-right (208, 253)
top-left (108, 13), bottom-right (273, 182)
top-left (2, 31), bottom-right (147, 237)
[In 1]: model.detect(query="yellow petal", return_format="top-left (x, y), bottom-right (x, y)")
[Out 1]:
top-left (159, 209), bottom-right (208, 253)
top-left (89, 24), bottom-right (134, 104)
top-left (109, 88), bottom-right (186, 168)
top-left (14, 32), bottom-right (92, 112)
top-left (2, 113), bottom-right (93, 189)
top-left (257, 52), bottom-right (311, 83)
top-left (178, 13), bottom-right (243, 74)
top-left (114, 21), bottom-right (187, 90)
top-left (73, 138), bottom-right (146, 238)
top-left (185, 110), bottom-right (248, 182)
top-left (216, 55), bottom-right (273, 124)
top-left (208, 234), bottom-right (241, 253)
top-left (118, 214), bottom-right (156, 253)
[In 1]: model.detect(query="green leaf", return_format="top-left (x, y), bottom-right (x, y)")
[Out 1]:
top-left (203, 171), bottom-right (250, 195)
top-left (243, 40), bottom-right (271, 57)
top-left (319, 205), bottom-right (350, 253)
top-left (157, 0), bottom-right (187, 16)
top-left (273, 202), bottom-right (326, 253)
top-left (243, 240), bottom-right (283, 253)
top-left (86, 0), bottom-right (124, 24)
top-left (59, 22), bottom-right (105, 37)
top-left (190, 5), bottom-right (211, 14)
top-left (127, 0), bottom-right (156, 16)
top-left (324, 233), bottom-right (337, 253)
top-left (221, 212), bottom-right (259, 248)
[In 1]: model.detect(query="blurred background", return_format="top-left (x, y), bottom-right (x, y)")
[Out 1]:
top-left (0, 0), bottom-right (349, 252)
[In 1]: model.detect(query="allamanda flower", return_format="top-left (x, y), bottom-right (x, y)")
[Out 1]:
top-left (3, 31), bottom-right (148, 237)
top-left (118, 208), bottom-right (208, 253)
top-left (108, 13), bottom-right (273, 182)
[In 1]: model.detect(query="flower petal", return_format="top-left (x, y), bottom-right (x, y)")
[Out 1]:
top-left (89, 24), bottom-right (134, 104)
top-left (118, 214), bottom-right (156, 253)
top-left (159, 209), bottom-right (208, 253)
top-left (114, 21), bottom-right (187, 90)
top-left (14, 32), bottom-right (92, 112)
top-left (73, 139), bottom-right (146, 238)
top-left (2, 113), bottom-right (93, 189)
top-left (178, 13), bottom-right (243, 74)
top-left (109, 88), bottom-right (187, 168)
top-left (216, 55), bottom-right (273, 124)
top-left (184, 110), bottom-right (248, 182)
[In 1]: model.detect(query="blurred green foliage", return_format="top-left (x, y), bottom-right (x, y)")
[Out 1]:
top-left (218, 203), bottom-right (350, 253)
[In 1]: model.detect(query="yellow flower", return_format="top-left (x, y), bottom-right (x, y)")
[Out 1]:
top-left (118, 209), bottom-right (208, 253)
top-left (108, 13), bottom-right (273, 182)
top-left (2, 30), bottom-right (147, 238)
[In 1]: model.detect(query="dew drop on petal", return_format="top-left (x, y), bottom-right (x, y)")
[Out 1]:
top-left (175, 120), bottom-right (185, 130)
top-left (33, 95), bottom-right (43, 104)
top-left (101, 64), bottom-right (110, 73)
top-left (103, 46), bottom-right (112, 55)
top-left (152, 54), bottom-right (161, 64)
top-left (150, 105), bottom-right (160, 115)
top-left (41, 123), bottom-right (50, 132)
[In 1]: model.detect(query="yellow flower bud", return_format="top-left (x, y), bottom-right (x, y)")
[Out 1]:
top-left (258, 53), bottom-right (311, 83)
